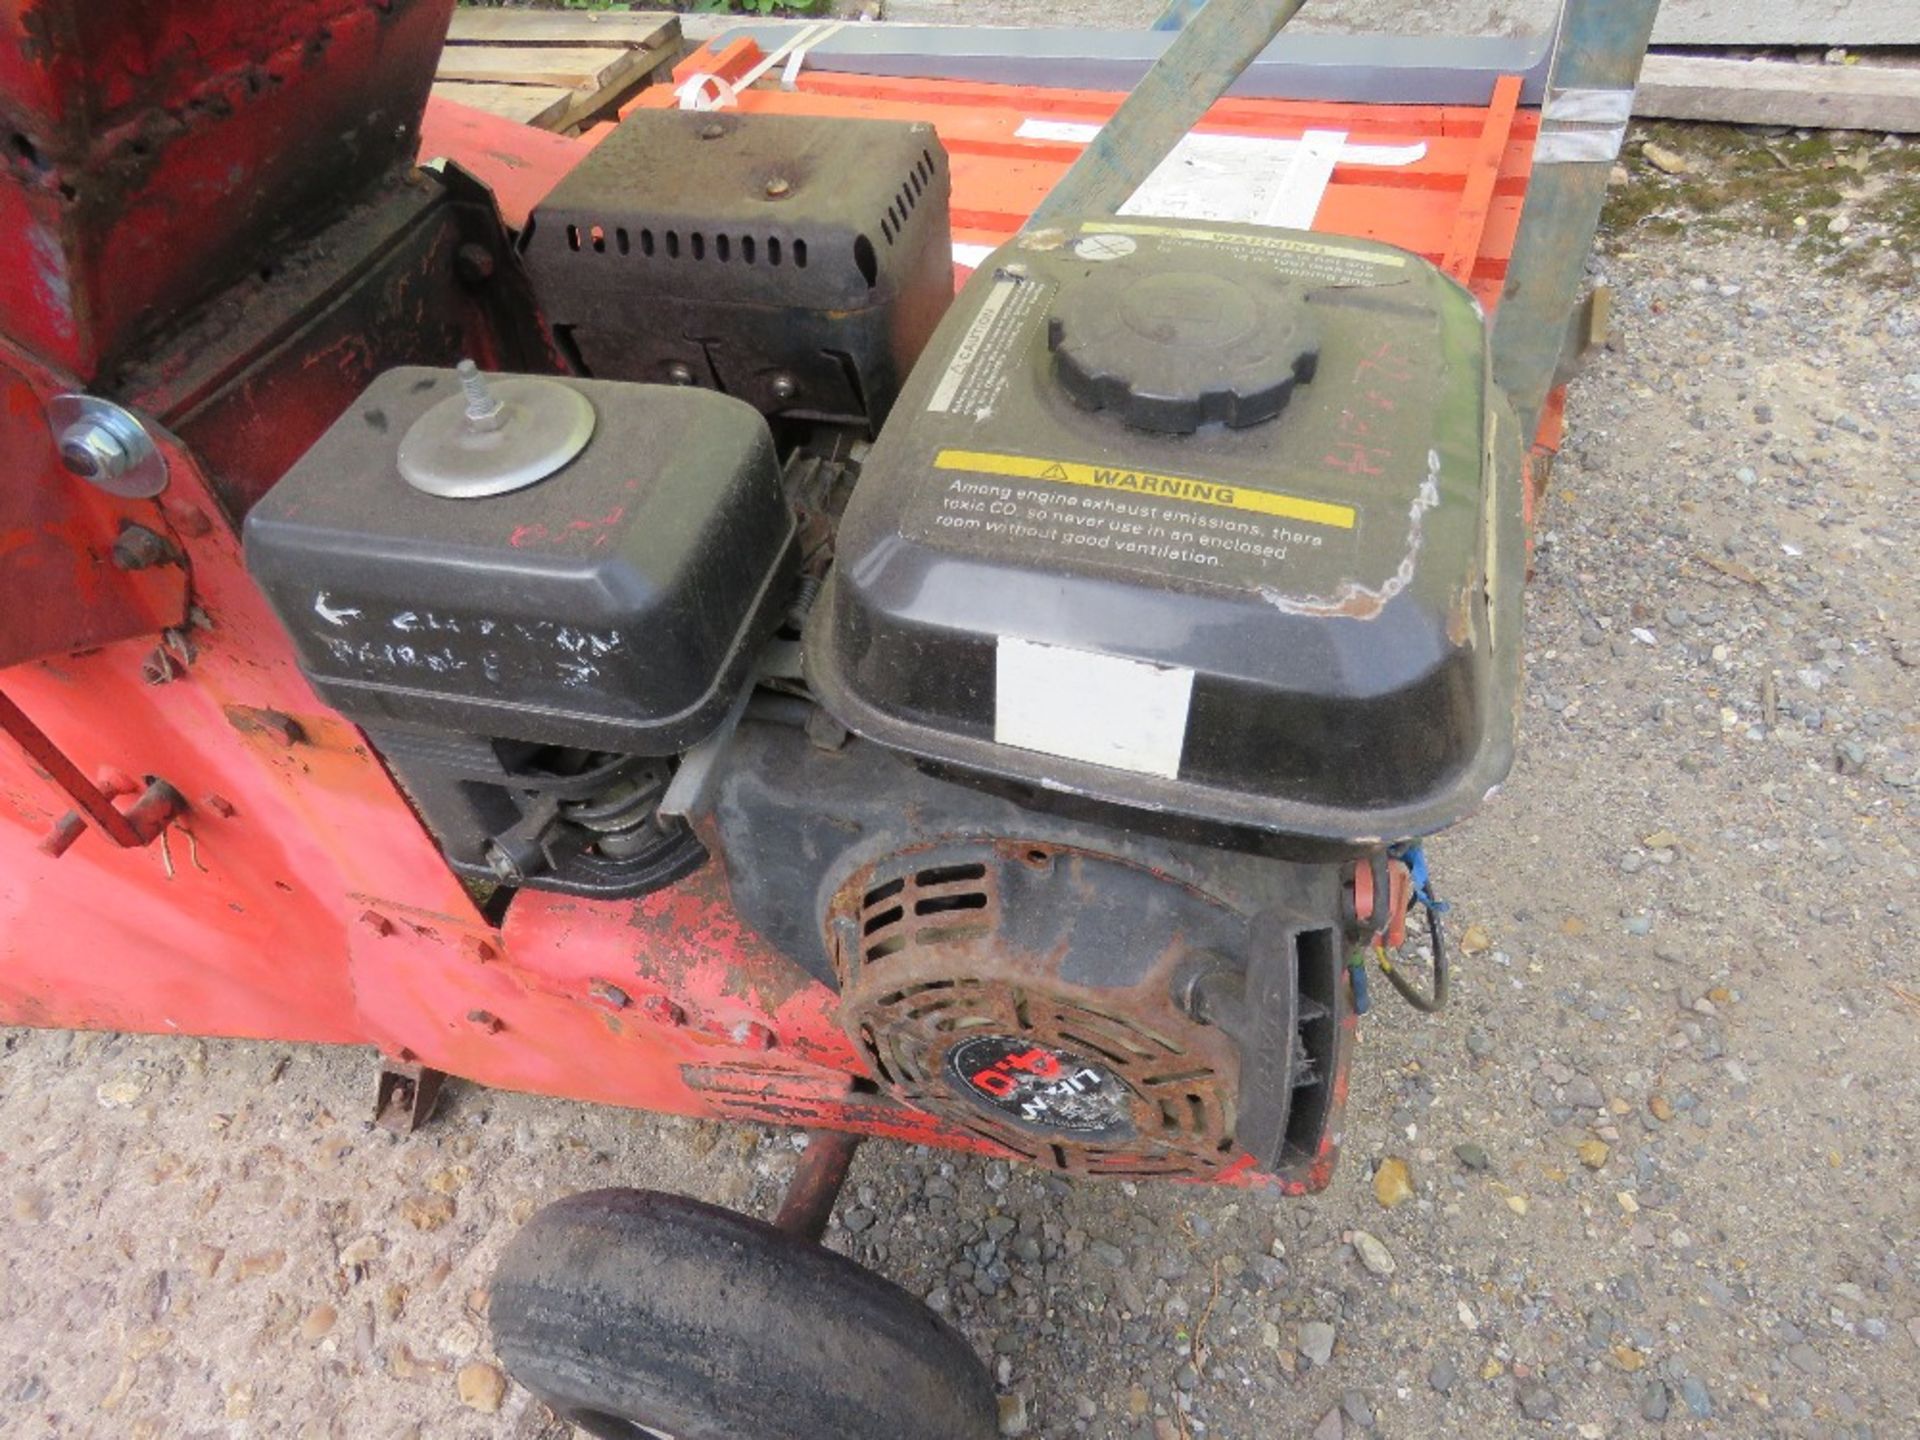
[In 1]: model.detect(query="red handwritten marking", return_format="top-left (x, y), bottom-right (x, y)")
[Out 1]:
top-left (1323, 441), bottom-right (1390, 476)
top-left (1322, 340), bottom-right (1413, 475)
top-left (1352, 339), bottom-right (1415, 385)
top-left (507, 504), bottom-right (627, 549)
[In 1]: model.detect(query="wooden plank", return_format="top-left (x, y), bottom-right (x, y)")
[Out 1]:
top-left (1635, 54), bottom-right (1920, 134)
top-left (446, 10), bottom-right (680, 50)
top-left (430, 81), bottom-right (578, 132)
top-left (435, 36), bottom-right (683, 135)
top-left (436, 45), bottom-right (640, 92)
top-left (1441, 73), bottom-right (1521, 283)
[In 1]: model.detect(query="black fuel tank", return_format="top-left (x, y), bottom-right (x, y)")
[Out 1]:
top-left (808, 220), bottom-right (1524, 846)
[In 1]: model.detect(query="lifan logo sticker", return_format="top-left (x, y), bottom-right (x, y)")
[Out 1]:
top-left (947, 1036), bottom-right (1134, 1139)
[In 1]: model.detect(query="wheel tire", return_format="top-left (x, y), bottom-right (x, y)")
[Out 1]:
top-left (490, 1188), bottom-right (999, 1440)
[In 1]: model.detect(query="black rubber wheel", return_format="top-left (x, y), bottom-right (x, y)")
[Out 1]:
top-left (490, 1188), bottom-right (999, 1440)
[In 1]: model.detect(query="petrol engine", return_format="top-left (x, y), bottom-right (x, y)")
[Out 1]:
top-left (246, 110), bottom-right (1522, 1186)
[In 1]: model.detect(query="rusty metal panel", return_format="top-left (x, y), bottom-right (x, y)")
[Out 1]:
top-left (122, 166), bottom-right (556, 522)
top-left (0, 0), bottom-right (457, 383)
top-left (0, 352), bottom-right (189, 667)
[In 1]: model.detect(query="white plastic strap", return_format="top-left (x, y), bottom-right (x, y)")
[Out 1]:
top-left (675, 73), bottom-right (737, 112)
top-left (678, 21), bottom-right (844, 111)
top-left (781, 21), bottom-right (847, 90)
top-left (1259, 128), bottom-right (1346, 229)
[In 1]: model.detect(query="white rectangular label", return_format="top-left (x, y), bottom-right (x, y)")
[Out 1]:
top-left (1012, 122), bottom-right (1426, 228)
top-left (994, 637), bottom-right (1193, 780)
top-left (926, 273), bottom-right (1019, 415)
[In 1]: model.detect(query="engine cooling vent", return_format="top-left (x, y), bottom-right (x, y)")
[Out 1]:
top-left (560, 222), bottom-right (812, 272)
top-left (856, 859), bottom-right (998, 963)
top-left (831, 843), bottom-right (1247, 1180)
top-left (877, 149), bottom-right (939, 249)
top-left (522, 108), bottom-right (954, 427)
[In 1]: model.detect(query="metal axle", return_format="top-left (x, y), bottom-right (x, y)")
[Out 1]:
top-left (773, 1130), bottom-right (864, 1245)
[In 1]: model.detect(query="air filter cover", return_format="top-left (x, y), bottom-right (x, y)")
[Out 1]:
top-left (245, 367), bottom-right (796, 755)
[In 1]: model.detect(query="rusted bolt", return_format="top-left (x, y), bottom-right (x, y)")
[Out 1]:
top-left (805, 707), bottom-right (849, 752)
top-left (141, 647), bottom-right (176, 686)
top-left (359, 909), bottom-right (396, 937)
top-left (203, 794), bottom-right (238, 819)
top-left (112, 524), bottom-right (171, 571)
top-left (454, 242), bottom-right (496, 285)
top-left (732, 1020), bottom-right (777, 1052)
top-left (223, 705), bottom-right (303, 748)
top-left (639, 994), bottom-right (686, 1027)
top-left (764, 177), bottom-right (791, 199)
top-left (483, 840), bottom-right (523, 884)
top-left (38, 811), bottom-right (86, 858)
top-left (466, 1009), bottom-right (504, 1035)
top-left (589, 980), bottom-right (631, 1011)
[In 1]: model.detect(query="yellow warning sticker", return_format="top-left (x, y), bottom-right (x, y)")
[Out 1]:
top-left (933, 449), bottom-right (1357, 532)
top-left (1081, 221), bottom-right (1403, 271)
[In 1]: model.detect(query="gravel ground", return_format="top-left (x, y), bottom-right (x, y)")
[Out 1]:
top-left (4, 130), bottom-right (1919, 1440)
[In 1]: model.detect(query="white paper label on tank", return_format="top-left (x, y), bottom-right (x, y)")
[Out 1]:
top-left (994, 637), bottom-right (1193, 780)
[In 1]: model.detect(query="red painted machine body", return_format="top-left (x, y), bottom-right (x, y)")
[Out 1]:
top-left (0, 12), bottom-right (1551, 1193)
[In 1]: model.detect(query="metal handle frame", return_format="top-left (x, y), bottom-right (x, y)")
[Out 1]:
top-left (1042, 0), bottom-right (1663, 437)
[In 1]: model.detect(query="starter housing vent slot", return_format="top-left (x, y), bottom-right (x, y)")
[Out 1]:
top-left (524, 110), bottom-right (954, 430)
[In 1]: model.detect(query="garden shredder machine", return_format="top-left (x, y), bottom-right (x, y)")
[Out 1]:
top-left (0, 0), bottom-right (1659, 1432)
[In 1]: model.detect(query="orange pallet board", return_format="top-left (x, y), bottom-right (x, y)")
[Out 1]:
top-left (629, 38), bottom-right (1541, 308)
top-left (420, 33), bottom-right (1561, 447)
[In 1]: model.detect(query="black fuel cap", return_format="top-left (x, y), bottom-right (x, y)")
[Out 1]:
top-left (1046, 255), bottom-right (1320, 434)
